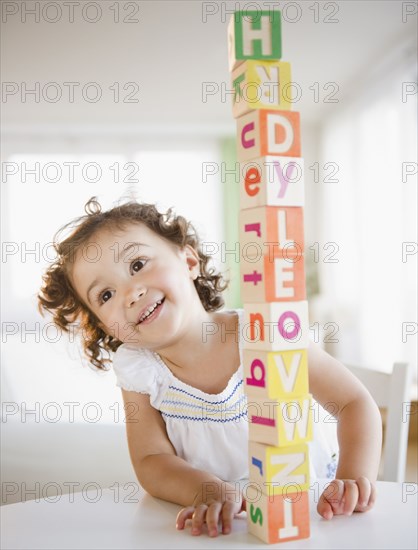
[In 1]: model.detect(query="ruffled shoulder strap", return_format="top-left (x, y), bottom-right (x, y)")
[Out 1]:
top-left (112, 344), bottom-right (170, 409)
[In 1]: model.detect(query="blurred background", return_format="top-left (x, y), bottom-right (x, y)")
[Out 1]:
top-left (1, 0), bottom-right (417, 504)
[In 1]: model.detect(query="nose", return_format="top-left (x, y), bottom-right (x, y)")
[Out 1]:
top-left (125, 283), bottom-right (146, 308)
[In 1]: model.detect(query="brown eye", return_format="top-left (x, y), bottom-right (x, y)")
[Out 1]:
top-left (95, 289), bottom-right (112, 305)
top-left (131, 259), bottom-right (146, 273)
top-left (102, 290), bottom-right (112, 303)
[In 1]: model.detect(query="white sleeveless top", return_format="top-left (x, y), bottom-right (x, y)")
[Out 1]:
top-left (112, 308), bottom-right (339, 482)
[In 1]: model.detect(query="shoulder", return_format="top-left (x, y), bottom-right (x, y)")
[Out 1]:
top-left (217, 307), bottom-right (245, 361)
top-left (112, 344), bottom-right (170, 405)
top-left (113, 343), bottom-right (156, 373)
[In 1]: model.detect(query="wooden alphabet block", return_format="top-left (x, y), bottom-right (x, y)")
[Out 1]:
top-left (232, 60), bottom-right (292, 118)
top-left (228, 11), bottom-right (282, 72)
top-left (243, 349), bottom-right (309, 399)
top-left (247, 486), bottom-right (310, 543)
top-left (240, 254), bottom-right (306, 302)
top-left (248, 394), bottom-right (313, 447)
top-left (243, 301), bottom-right (309, 351)
top-left (237, 109), bottom-right (301, 162)
top-left (240, 155), bottom-right (304, 209)
top-left (248, 441), bottom-right (310, 495)
top-left (239, 206), bottom-right (304, 258)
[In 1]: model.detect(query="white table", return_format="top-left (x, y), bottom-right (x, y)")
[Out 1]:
top-left (1, 479), bottom-right (417, 549)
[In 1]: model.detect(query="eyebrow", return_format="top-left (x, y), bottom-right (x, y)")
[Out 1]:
top-left (116, 241), bottom-right (150, 262)
top-left (86, 242), bottom-right (150, 305)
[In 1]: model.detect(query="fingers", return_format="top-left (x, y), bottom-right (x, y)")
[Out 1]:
top-left (341, 480), bottom-right (359, 515)
top-left (176, 502), bottom-right (222, 537)
top-left (317, 497), bottom-right (333, 520)
top-left (176, 499), bottom-right (242, 537)
top-left (176, 506), bottom-right (195, 530)
top-left (220, 500), bottom-right (235, 535)
top-left (205, 502), bottom-right (222, 537)
top-left (317, 478), bottom-right (377, 520)
top-left (190, 504), bottom-right (210, 536)
top-left (317, 479), bottom-right (344, 519)
top-left (354, 477), bottom-right (376, 513)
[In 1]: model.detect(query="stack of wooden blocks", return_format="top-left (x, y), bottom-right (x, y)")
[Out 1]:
top-left (227, 10), bottom-right (312, 544)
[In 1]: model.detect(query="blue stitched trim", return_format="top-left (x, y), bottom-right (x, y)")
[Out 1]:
top-left (161, 399), bottom-right (205, 410)
top-left (161, 396), bottom-right (247, 412)
top-left (161, 410), bottom-right (248, 422)
top-left (159, 399), bottom-right (245, 414)
top-left (167, 380), bottom-right (243, 405)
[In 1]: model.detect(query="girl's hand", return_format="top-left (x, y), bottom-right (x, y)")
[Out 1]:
top-left (317, 477), bottom-right (376, 519)
top-left (176, 485), bottom-right (246, 537)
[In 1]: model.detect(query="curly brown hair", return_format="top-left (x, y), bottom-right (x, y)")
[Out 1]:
top-left (37, 196), bottom-right (229, 371)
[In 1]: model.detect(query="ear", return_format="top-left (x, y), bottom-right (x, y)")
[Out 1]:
top-left (183, 245), bottom-right (200, 280)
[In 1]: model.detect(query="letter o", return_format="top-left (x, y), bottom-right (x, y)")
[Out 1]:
top-left (278, 311), bottom-right (301, 340)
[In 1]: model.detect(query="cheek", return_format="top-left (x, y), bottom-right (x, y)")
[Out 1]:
top-left (151, 267), bottom-right (178, 289)
top-left (97, 307), bottom-right (123, 334)
top-left (160, 270), bottom-right (192, 295)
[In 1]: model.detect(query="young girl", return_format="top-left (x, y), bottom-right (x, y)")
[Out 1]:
top-left (38, 196), bottom-right (382, 538)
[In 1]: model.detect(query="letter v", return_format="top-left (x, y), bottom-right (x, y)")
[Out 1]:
top-left (272, 352), bottom-right (302, 392)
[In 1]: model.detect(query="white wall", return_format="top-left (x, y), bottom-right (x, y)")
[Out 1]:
top-left (315, 38), bottom-right (417, 378)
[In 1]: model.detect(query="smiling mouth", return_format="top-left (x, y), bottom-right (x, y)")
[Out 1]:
top-left (137, 298), bottom-right (165, 324)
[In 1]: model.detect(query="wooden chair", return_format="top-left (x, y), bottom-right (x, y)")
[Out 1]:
top-left (345, 362), bottom-right (412, 482)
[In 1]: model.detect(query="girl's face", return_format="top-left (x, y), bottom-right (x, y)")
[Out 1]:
top-left (71, 222), bottom-right (201, 350)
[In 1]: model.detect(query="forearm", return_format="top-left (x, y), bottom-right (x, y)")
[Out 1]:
top-left (335, 392), bottom-right (383, 481)
top-left (136, 453), bottom-right (229, 507)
